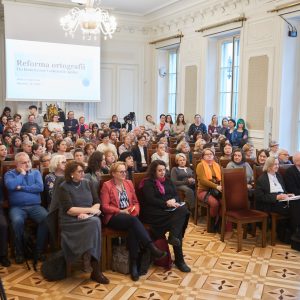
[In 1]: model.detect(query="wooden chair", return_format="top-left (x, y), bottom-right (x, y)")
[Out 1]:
top-left (246, 158), bottom-right (255, 169)
top-left (219, 158), bottom-right (231, 168)
top-left (147, 148), bottom-right (156, 160)
top-left (169, 148), bottom-right (177, 154)
top-left (169, 154), bottom-right (176, 171)
top-left (220, 168), bottom-right (268, 252)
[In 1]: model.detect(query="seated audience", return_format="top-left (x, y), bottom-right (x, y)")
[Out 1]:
top-left (220, 143), bottom-right (233, 160)
top-left (226, 118), bottom-right (236, 144)
top-left (45, 138), bottom-right (55, 154)
top-left (176, 140), bottom-right (192, 164)
top-left (196, 149), bottom-right (222, 230)
top-left (242, 143), bottom-right (255, 160)
top-left (53, 140), bottom-right (73, 160)
top-left (219, 117), bottom-right (229, 136)
top-left (28, 105), bottom-right (44, 128)
top-left (32, 143), bottom-right (44, 161)
top-left (0, 145), bottom-right (10, 162)
top-left (77, 116), bottom-right (88, 136)
top-left (188, 114), bottom-right (207, 140)
top-left (151, 142), bottom-right (170, 171)
top-left (118, 134), bottom-right (132, 155)
top-left (155, 114), bottom-right (170, 134)
top-left (44, 155), bottom-right (66, 208)
top-left (109, 114), bottom-right (121, 130)
top-left (104, 150), bottom-right (117, 170)
top-left (4, 152), bottom-right (48, 263)
top-left (96, 133), bottom-right (118, 158)
top-left (255, 149), bottom-right (269, 166)
top-left (208, 115), bottom-right (221, 143)
top-left (226, 149), bottom-right (253, 190)
top-left (12, 136), bottom-right (22, 154)
top-left (285, 152), bottom-right (300, 196)
top-left (40, 153), bottom-right (52, 168)
top-left (144, 115), bottom-right (156, 133)
top-left (101, 162), bottom-right (166, 281)
top-left (255, 157), bottom-right (300, 233)
top-left (132, 135), bottom-right (148, 172)
top-left (109, 130), bottom-right (119, 144)
top-left (171, 113), bottom-right (187, 136)
top-left (193, 132), bottom-right (206, 153)
top-left (118, 151), bottom-right (135, 180)
top-left (64, 111), bottom-right (79, 134)
top-left (84, 143), bottom-right (96, 161)
top-left (170, 153), bottom-right (195, 212)
top-left (20, 114), bottom-right (40, 135)
top-left (82, 129), bottom-right (92, 142)
top-left (140, 160), bottom-right (191, 272)
top-left (278, 149), bottom-right (292, 165)
top-left (57, 161), bottom-right (109, 284)
top-left (0, 185), bottom-right (10, 267)
top-left (22, 140), bottom-right (33, 158)
top-left (269, 140), bottom-right (279, 158)
top-left (232, 118), bottom-right (248, 147)
top-left (74, 148), bottom-right (87, 166)
top-left (48, 115), bottom-right (64, 133)
top-left (13, 113), bottom-right (22, 134)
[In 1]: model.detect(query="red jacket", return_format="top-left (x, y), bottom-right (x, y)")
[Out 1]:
top-left (100, 179), bottom-right (140, 224)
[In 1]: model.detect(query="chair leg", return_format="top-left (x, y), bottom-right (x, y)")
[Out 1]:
top-left (262, 218), bottom-right (267, 248)
top-left (101, 236), bottom-right (107, 272)
top-left (243, 224), bottom-right (247, 239)
top-left (237, 222), bottom-right (243, 252)
top-left (251, 223), bottom-right (257, 237)
top-left (206, 207), bottom-right (212, 233)
top-left (220, 216), bottom-right (226, 242)
top-left (106, 236), bottom-right (112, 270)
top-left (194, 198), bottom-right (198, 225)
top-left (66, 262), bottom-right (72, 277)
top-left (271, 215), bottom-right (276, 246)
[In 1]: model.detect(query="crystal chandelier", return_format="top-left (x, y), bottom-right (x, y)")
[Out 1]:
top-left (60, 0), bottom-right (117, 40)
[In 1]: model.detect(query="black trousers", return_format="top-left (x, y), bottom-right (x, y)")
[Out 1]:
top-left (108, 214), bottom-right (152, 259)
top-left (0, 208), bottom-right (8, 257)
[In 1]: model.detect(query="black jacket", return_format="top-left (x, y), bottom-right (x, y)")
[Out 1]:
top-left (132, 146), bottom-right (148, 172)
top-left (284, 165), bottom-right (300, 196)
top-left (254, 172), bottom-right (286, 212)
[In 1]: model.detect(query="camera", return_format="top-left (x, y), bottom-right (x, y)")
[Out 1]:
top-left (124, 112), bottom-right (136, 123)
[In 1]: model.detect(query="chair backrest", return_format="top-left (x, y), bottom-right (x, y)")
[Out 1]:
top-left (1, 161), bottom-right (17, 208)
top-left (253, 165), bottom-right (263, 188)
top-left (40, 167), bottom-right (50, 179)
top-left (221, 168), bottom-right (249, 212)
top-left (169, 148), bottom-right (177, 154)
top-left (169, 154), bottom-right (177, 171)
top-left (147, 148), bottom-right (156, 160)
top-left (99, 174), bottom-right (112, 192)
top-left (219, 158), bottom-right (231, 168)
top-left (246, 158), bottom-right (255, 169)
top-left (132, 172), bottom-right (147, 201)
top-left (278, 164), bottom-right (293, 178)
top-left (32, 160), bottom-right (40, 170)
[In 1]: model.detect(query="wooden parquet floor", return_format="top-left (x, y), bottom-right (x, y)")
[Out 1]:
top-left (2, 222), bottom-right (300, 300)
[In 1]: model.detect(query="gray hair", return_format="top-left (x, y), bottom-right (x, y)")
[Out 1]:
top-left (15, 152), bottom-right (30, 162)
top-left (263, 156), bottom-right (277, 172)
top-left (49, 155), bottom-right (66, 173)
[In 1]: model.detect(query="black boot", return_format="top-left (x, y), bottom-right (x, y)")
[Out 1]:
top-left (90, 258), bottom-right (110, 284)
top-left (148, 242), bottom-right (167, 259)
top-left (130, 259), bottom-right (139, 281)
top-left (167, 234), bottom-right (181, 247)
top-left (173, 245), bottom-right (191, 273)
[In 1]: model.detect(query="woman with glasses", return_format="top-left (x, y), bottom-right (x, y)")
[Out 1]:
top-left (57, 161), bottom-right (109, 284)
top-left (196, 148), bottom-right (222, 230)
top-left (101, 161), bottom-right (166, 281)
top-left (44, 155), bottom-right (66, 209)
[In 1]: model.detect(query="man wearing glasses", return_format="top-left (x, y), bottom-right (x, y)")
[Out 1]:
top-left (4, 152), bottom-right (48, 264)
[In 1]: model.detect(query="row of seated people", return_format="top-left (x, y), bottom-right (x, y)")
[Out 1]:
top-left (0, 152), bottom-right (191, 283)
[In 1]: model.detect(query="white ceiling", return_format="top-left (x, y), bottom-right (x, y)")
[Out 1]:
top-left (52, 0), bottom-right (182, 15)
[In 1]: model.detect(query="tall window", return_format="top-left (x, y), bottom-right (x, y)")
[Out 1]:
top-left (219, 36), bottom-right (240, 119)
top-left (168, 50), bottom-right (178, 120)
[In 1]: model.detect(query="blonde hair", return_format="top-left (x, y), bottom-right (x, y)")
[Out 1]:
top-left (109, 161), bottom-right (126, 175)
top-left (49, 155), bottom-right (66, 172)
top-left (175, 153), bottom-right (187, 164)
top-left (176, 140), bottom-right (190, 152)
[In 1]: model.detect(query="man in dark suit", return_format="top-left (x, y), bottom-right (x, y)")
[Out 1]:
top-left (284, 152), bottom-right (300, 195)
top-left (132, 135), bottom-right (148, 172)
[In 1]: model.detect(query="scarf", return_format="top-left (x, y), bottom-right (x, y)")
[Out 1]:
top-left (138, 177), bottom-right (166, 195)
top-left (202, 160), bottom-right (221, 181)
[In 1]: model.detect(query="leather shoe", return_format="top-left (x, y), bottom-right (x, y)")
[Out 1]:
top-left (130, 261), bottom-right (139, 281)
top-left (148, 243), bottom-right (167, 259)
top-left (167, 235), bottom-right (181, 247)
top-left (15, 255), bottom-right (25, 264)
top-left (91, 271), bottom-right (110, 284)
top-left (175, 261), bottom-right (191, 273)
top-left (0, 256), bottom-right (11, 267)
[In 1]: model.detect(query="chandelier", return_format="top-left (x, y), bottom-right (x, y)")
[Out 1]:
top-left (60, 0), bottom-right (117, 40)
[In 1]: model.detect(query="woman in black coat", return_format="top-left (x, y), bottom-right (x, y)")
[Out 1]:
top-left (140, 160), bottom-right (190, 272)
top-left (255, 157), bottom-right (300, 233)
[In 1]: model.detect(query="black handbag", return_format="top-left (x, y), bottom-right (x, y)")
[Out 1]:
top-left (208, 188), bottom-right (222, 199)
top-left (41, 250), bottom-right (67, 281)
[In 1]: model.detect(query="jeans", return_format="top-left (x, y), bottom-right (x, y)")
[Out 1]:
top-left (9, 205), bottom-right (48, 256)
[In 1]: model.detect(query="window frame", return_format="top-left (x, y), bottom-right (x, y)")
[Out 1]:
top-left (167, 48), bottom-right (178, 121)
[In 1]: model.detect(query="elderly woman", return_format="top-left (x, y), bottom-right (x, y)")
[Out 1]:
top-left (118, 134), bottom-right (132, 155)
top-left (255, 157), bottom-right (300, 234)
top-left (196, 148), bottom-right (222, 230)
top-left (101, 162), bottom-right (165, 281)
top-left (255, 149), bottom-right (269, 166)
top-left (176, 140), bottom-right (192, 164)
top-left (57, 161), bottom-right (108, 284)
top-left (140, 160), bottom-right (191, 272)
top-left (226, 149), bottom-right (254, 192)
top-left (44, 155), bottom-right (66, 208)
top-left (40, 153), bottom-right (52, 168)
top-left (242, 143), bottom-right (255, 160)
top-left (151, 142), bottom-right (170, 171)
top-left (170, 153), bottom-right (195, 212)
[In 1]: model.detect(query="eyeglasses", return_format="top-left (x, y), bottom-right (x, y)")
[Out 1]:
top-left (19, 161), bottom-right (30, 164)
top-left (41, 159), bottom-right (51, 163)
top-left (61, 161), bottom-right (67, 164)
top-left (204, 153), bottom-right (213, 156)
top-left (117, 170), bottom-right (127, 174)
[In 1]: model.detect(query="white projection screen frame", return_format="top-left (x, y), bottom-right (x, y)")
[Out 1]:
top-left (3, 0), bottom-right (101, 102)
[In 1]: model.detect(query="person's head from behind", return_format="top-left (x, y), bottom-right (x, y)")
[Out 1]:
top-left (65, 161), bottom-right (85, 182)
top-left (175, 153), bottom-right (187, 168)
top-left (147, 160), bottom-right (166, 180)
top-left (110, 161), bottom-right (127, 182)
top-left (15, 152), bottom-right (32, 172)
top-left (257, 149), bottom-right (269, 165)
top-left (74, 148), bottom-right (85, 163)
top-left (263, 156), bottom-right (279, 173)
top-left (49, 154), bottom-right (66, 173)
